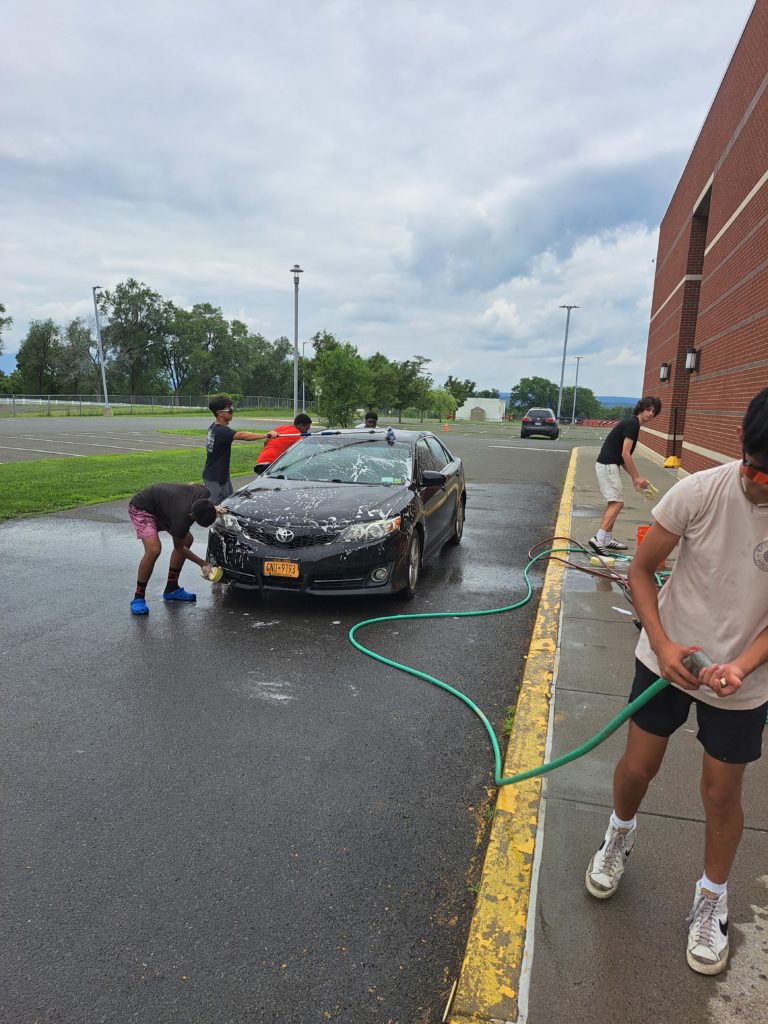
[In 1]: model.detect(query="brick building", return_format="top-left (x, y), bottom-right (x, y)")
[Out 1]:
top-left (641, 0), bottom-right (768, 472)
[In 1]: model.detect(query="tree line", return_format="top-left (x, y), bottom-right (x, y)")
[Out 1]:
top-left (0, 285), bottom-right (630, 422)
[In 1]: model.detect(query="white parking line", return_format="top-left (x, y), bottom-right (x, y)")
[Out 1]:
top-left (4, 437), bottom-right (169, 453)
top-left (487, 445), bottom-right (570, 453)
top-left (0, 445), bottom-right (87, 458)
top-left (2, 432), bottom-right (204, 449)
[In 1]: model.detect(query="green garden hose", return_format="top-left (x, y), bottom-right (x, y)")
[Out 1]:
top-left (349, 545), bottom-right (669, 787)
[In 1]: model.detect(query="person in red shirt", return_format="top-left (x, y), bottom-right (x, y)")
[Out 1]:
top-left (255, 413), bottom-right (312, 470)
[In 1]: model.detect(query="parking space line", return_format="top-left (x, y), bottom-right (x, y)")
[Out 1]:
top-left (3, 438), bottom-right (175, 453)
top-left (487, 445), bottom-right (569, 453)
top-left (0, 445), bottom-right (87, 458)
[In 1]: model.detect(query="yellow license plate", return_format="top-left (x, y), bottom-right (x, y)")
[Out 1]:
top-left (263, 560), bottom-right (300, 578)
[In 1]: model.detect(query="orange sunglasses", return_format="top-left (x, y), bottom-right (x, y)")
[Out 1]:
top-left (741, 456), bottom-right (768, 486)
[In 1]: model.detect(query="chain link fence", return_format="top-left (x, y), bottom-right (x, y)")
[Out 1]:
top-left (0, 394), bottom-right (299, 416)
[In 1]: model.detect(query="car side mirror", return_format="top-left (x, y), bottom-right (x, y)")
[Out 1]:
top-left (420, 469), bottom-right (447, 487)
top-left (253, 464), bottom-right (268, 476)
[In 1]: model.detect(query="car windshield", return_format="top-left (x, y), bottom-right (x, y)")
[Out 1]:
top-left (265, 438), bottom-right (413, 484)
top-left (527, 409), bottom-right (552, 417)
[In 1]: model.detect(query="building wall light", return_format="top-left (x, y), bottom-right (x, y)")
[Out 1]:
top-left (684, 347), bottom-right (700, 373)
top-left (659, 362), bottom-right (671, 382)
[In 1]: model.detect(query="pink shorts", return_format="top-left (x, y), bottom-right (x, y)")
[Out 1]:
top-left (129, 503), bottom-right (159, 540)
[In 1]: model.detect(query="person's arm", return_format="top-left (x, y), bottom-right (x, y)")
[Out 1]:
top-left (172, 534), bottom-right (208, 569)
top-left (621, 437), bottom-right (648, 491)
top-left (233, 430), bottom-right (276, 441)
top-left (627, 522), bottom-right (701, 689)
top-left (697, 625), bottom-right (768, 698)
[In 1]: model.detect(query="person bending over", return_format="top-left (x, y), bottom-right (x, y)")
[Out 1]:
top-left (128, 482), bottom-right (218, 615)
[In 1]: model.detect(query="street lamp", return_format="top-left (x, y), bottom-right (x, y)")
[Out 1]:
top-left (571, 355), bottom-right (583, 424)
top-left (301, 340), bottom-right (308, 411)
top-left (92, 285), bottom-right (111, 415)
top-left (556, 304), bottom-right (579, 423)
top-left (290, 264), bottom-right (303, 416)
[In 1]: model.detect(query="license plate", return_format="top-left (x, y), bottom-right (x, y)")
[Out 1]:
top-left (263, 560), bottom-right (300, 578)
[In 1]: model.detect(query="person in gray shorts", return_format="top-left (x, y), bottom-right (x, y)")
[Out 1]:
top-left (203, 395), bottom-right (275, 503)
top-left (589, 396), bottom-right (661, 556)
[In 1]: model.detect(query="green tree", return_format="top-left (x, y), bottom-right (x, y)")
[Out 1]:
top-left (507, 376), bottom-right (559, 415)
top-left (427, 388), bottom-right (458, 419)
top-left (444, 375), bottom-right (477, 407)
top-left (0, 302), bottom-right (12, 356)
top-left (100, 278), bottom-right (171, 394)
top-left (394, 356), bottom-right (432, 421)
top-left (476, 388), bottom-right (500, 399)
top-left (15, 319), bottom-right (63, 393)
top-left (315, 343), bottom-right (371, 426)
top-left (56, 318), bottom-right (102, 394)
top-left (366, 351), bottom-right (399, 409)
top-left (560, 385), bottom-right (601, 421)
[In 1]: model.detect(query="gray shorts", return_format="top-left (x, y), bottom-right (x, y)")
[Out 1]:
top-left (595, 462), bottom-right (624, 503)
top-left (203, 478), bottom-right (233, 504)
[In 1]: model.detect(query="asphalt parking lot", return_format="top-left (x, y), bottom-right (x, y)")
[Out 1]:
top-left (1, 421), bottom-right (576, 1023)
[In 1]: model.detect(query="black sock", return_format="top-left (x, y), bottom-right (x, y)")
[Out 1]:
top-left (164, 567), bottom-right (181, 594)
top-left (134, 579), bottom-right (148, 600)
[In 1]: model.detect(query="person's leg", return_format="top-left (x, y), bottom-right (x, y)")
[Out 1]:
top-left (132, 536), bottom-right (161, 614)
top-left (613, 721), bottom-right (670, 819)
top-left (163, 533), bottom-right (197, 601)
top-left (599, 500), bottom-right (624, 536)
top-left (700, 755), bottom-right (746, 883)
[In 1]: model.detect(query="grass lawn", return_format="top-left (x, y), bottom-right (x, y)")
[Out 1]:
top-left (0, 446), bottom-right (261, 522)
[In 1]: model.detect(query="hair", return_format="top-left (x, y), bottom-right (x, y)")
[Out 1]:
top-left (294, 413), bottom-right (312, 428)
top-left (364, 412), bottom-right (379, 424)
top-left (209, 395), bottom-right (233, 415)
top-left (633, 396), bottom-right (661, 417)
top-left (742, 388), bottom-right (768, 459)
top-left (190, 498), bottom-right (217, 527)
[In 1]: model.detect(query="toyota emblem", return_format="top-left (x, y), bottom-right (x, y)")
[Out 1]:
top-left (275, 527), bottom-right (294, 543)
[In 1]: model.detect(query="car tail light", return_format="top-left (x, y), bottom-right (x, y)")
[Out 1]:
top-left (545, 418), bottom-right (556, 424)
top-left (522, 417), bottom-right (532, 423)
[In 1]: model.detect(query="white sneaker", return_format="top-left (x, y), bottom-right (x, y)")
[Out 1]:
top-left (686, 883), bottom-right (729, 975)
top-left (585, 821), bottom-right (636, 899)
top-left (604, 538), bottom-right (628, 551)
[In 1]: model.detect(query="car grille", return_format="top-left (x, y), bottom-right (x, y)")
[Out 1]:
top-left (242, 523), bottom-right (342, 547)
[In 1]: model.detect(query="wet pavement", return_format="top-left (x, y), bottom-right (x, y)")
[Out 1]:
top-left (0, 432), bottom-right (571, 1023)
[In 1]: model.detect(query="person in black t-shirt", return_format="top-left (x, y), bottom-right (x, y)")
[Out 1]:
top-left (127, 482), bottom-right (218, 615)
top-left (589, 396), bottom-right (661, 556)
top-left (203, 395), bottom-right (275, 503)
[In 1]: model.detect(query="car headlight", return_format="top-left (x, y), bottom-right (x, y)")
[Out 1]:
top-left (215, 512), bottom-right (243, 534)
top-left (338, 516), bottom-right (401, 542)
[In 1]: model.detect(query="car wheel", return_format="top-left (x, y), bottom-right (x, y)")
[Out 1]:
top-left (552, 431), bottom-right (559, 440)
top-left (449, 494), bottom-right (465, 545)
top-left (520, 432), bottom-right (528, 439)
top-left (398, 530), bottom-right (422, 600)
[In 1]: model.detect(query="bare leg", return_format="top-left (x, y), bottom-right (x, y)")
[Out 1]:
top-left (613, 721), bottom-right (669, 819)
top-left (700, 755), bottom-right (746, 884)
top-left (599, 500), bottom-right (624, 535)
top-left (137, 537), bottom-right (162, 583)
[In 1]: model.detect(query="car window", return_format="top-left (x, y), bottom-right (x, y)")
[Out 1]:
top-left (527, 408), bottom-right (553, 418)
top-left (416, 439), bottom-right (440, 476)
top-left (266, 438), bottom-right (412, 484)
top-left (425, 436), bottom-right (451, 469)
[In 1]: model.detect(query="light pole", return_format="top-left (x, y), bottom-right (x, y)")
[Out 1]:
top-left (556, 304), bottom-right (578, 422)
top-left (571, 355), bottom-right (583, 424)
top-left (290, 264), bottom-right (303, 416)
top-left (92, 285), bottom-right (111, 415)
top-left (301, 340), bottom-right (308, 411)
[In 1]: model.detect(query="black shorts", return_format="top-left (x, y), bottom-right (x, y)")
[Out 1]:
top-left (629, 658), bottom-right (767, 764)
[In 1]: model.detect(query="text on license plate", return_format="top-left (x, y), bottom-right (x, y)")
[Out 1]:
top-left (263, 560), bottom-right (300, 578)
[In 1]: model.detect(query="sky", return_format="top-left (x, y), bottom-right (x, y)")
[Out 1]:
top-left (0, 0), bottom-right (756, 397)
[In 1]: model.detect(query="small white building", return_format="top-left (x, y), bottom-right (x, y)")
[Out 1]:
top-left (454, 397), bottom-right (506, 422)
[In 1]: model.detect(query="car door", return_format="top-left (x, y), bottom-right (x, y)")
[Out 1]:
top-left (415, 439), bottom-right (445, 558)
top-left (425, 436), bottom-right (461, 543)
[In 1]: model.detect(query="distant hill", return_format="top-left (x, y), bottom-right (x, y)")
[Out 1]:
top-left (596, 395), bottom-right (637, 408)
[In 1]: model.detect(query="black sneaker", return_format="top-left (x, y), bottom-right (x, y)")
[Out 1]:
top-left (589, 536), bottom-right (608, 556)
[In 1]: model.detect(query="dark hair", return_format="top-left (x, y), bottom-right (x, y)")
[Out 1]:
top-left (742, 388), bottom-right (768, 459)
top-left (190, 498), bottom-right (217, 527)
top-left (209, 395), bottom-right (233, 415)
top-left (633, 396), bottom-right (661, 417)
top-left (294, 413), bottom-right (312, 428)
top-left (364, 412), bottom-right (379, 424)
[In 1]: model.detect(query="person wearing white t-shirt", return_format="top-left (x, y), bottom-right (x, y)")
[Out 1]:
top-left (585, 387), bottom-right (768, 977)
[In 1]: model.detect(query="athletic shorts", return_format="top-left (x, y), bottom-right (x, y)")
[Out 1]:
top-left (629, 658), bottom-right (767, 764)
top-left (202, 478), bottom-right (233, 505)
top-left (595, 462), bottom-right (624, 503)
top-left (128, 503), bottom-right (159, 540)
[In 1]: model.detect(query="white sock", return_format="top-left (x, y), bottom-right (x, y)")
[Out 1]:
top-left (596, 529), bottom-right (608, 544)
top-left (610, 811), bottom-right (636, 831)
top-left (700, 873), bottom-right (727, 896)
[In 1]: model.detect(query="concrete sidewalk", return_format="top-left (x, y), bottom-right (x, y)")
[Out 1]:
top-left (450, 446), bottom-right (768, 1023)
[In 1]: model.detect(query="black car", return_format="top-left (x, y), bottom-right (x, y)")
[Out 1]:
top-left (206, 428), bottom-right (466, 598)
top-left (520, 407), bottom-right (560, 439)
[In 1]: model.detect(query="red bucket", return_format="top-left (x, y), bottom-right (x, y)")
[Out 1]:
top-left (636, 524), bottom-right (664, 570)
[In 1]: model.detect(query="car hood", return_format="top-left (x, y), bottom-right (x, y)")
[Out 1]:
top-left (223, 478), bottom-right (411, 526)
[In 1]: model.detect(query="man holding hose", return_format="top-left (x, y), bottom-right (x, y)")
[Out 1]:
top-left (585, 387), bottom-right (768, 975)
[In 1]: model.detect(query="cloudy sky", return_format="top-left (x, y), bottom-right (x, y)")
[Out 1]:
top-left (0, 1), bottom-right (755, 397)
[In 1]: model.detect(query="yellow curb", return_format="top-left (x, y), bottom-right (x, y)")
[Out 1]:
top-left (448, 447), bottom-right (578, 1023)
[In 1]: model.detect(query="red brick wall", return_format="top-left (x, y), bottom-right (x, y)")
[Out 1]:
top-left (642, 0), bottom-right (768, 470)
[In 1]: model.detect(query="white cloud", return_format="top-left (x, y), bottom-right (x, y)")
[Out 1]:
top-left (0, 0), bottom-right (755, 398)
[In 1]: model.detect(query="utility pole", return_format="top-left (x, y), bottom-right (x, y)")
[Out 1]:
top-left (571, 355), bottom-right (583, 423)
top-left (290, 265), bottom-right (303, 417)
top-left (556, 304), bottom-right (578, 422)
top-left (92, 285), bottom-right (111, 415)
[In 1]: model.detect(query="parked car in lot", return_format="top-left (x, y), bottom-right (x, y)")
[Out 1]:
top-left (206, 428), bottom-right (466, 598)
top-left (520, 407), bottom-right (560, 439)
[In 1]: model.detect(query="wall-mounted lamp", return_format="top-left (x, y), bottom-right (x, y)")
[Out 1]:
top-left (659, 362), bottom-right (671, 382)
top-left (684, 347), bottom-right (700, 373)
